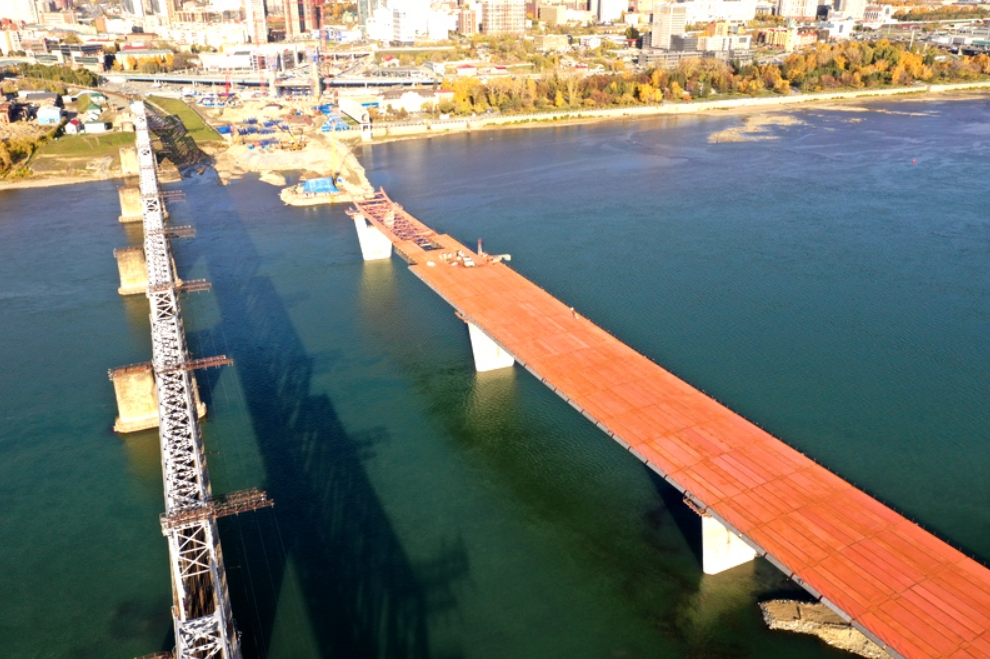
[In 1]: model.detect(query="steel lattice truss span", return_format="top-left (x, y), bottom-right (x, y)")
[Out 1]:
top-left (131, 102), bottom-right (254, 659)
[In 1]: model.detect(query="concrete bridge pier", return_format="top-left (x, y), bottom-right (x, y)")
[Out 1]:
top-left (118, 185), bottom-right (144, 223)
top-left (110, 363), bottom-right (207, 433)
top-left (352, 213), bottom-right (394, 260)
top-left (466, 320), bottom-right (515, 372)
top-left (702, 514), bottom-right (757, 575)
top-left (119, 146), bottom-right (140, 178)
top-left (114, 247), bottom-right (148, 295)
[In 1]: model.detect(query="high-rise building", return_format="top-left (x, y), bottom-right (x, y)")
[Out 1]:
top-left (481, 0), bottom-right (525, 34)
top-left (650, 2), bottom-right (686, 49)
top-left (776, 0), bottom-right (818, 18)
top-left (120, 0), bottom-right (145, 18)
top-left (148, 0), bottom-right (175, 24)
top-left (1, 0), bottom-right (40, 23)
top-left (282, 0), bottom-right (302, 39)
top-left (597, 0), bottom-right (625, 22)
top-left (243, 0), bottom-right (268, 43)
top-left (357, 0), bottom-right (387, 30)
top-left (458, 8), bottom-right (478, 34)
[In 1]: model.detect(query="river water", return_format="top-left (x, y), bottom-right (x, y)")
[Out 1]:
top-left (1, 96), bottom-right (988, 659)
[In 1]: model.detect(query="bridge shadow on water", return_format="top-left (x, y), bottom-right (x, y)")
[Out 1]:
top-left (181, 176), bottom-right (467, 659)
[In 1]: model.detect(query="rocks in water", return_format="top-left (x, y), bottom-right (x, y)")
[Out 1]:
top-left (760, 600), bottom-right (893, 659)
top-left (259, 171), bottom-right (287, 187)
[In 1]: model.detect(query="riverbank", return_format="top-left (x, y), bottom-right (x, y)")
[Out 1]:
top-left (4, 80), bottom-right (989, 192)
top-left (367, 81), bottom-right (990, 144)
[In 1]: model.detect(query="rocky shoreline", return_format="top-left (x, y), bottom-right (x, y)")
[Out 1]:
top-left (760, 600), bottom-right (893, 659)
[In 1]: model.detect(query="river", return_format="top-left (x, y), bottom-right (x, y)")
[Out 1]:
top-left (1, 96), bottom-right (988, 659)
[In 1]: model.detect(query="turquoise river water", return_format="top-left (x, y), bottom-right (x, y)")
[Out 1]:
top-left (1, 96), bottom-right (988, 659)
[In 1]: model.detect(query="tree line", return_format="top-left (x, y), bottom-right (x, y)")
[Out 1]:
top-left (434, 40), bottom-right (990, 116)
top-left (15, 63), bottom-right (99, 88)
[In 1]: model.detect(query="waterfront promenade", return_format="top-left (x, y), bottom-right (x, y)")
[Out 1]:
top-left (351, 190), bottom-right (990, 659)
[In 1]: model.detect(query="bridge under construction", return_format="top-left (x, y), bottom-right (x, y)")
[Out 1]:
top-left (350, 189), bottom-right (990, 659)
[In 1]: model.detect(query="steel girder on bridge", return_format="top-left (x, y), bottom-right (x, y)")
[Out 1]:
top-left (133, 103), bottom-right (240, 659)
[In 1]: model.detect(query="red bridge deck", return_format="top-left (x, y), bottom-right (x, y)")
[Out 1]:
top-left (353, 190), bottom-right (990, 659)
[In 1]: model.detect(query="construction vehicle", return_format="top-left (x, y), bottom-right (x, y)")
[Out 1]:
top-left (278, 123), bottom-right (306, 151)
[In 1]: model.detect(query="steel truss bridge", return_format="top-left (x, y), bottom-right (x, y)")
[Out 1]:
top-left (131, 102), bottom-right (271, 659)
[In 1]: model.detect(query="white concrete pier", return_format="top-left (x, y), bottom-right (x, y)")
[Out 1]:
top-left (467, 321), bottom-right (515, 372)
top-left (702, 515), bottom-right (757, 575)
top-left (353, 213), bottom-right (393, 261)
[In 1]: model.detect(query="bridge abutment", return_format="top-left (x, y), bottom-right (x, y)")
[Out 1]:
top-left (467, 320), bottom-right (515, 372)
top-left (702, 515), bottom-right (757, 575)
top-left (352, 213), bottom-right (394, 260)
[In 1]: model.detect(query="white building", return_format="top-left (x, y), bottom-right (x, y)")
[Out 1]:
top-left (861, 4), bottom-right (894, 27)
top-left (819, 17), bottom-right (855, 39)
top-left (481, 0), bottom-right (526, 34)
top-left (597, 0), bottom-right (626, 23)
top-left (837, 0), bottom-right (866, 20)
top-left (651, 3), bottom-right (687, 49)
top-left (391, 0), bottom-right (431, 42)
top-left (365, 5), bottom-right (393, 42)
top-left (696, 33), bottom-right (752, 50)
top-left (2, 0), bottom-right (39, 23)
top-left (776, 0), bottom-right (819, 19)
top-left (682, 0), bottom-right (758, 24)
top-left (158, 22), bottom-right (250, 48)
top-left (243, 0), bottom-right (268, 43)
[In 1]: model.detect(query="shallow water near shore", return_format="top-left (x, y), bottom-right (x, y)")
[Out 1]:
top-left (0, 96), bottom-right (988, 659)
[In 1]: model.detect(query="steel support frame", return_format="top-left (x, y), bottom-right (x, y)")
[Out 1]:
top-left (133, 103), bottom-right (239, 659)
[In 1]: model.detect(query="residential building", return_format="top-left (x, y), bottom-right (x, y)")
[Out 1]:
top-left (392, 0), bottom-right (429, 42)
top-left (837, 0), bottom-right (866, 20)
top-left (20, 91), bottom-right (63, 107)
top-left (696, 33), bottom-right (751, 51)
top-left (760, 26), bottom-right (818, 53)
top-left (534, 33), bottom-right (570, 51)
top-left (365, 5), bottom-right (393, 41)
top-left (597, 0), bottom-right (625, 22)
top-left (243, 0), bottom-right (268, 43)
top-left (36, 105), bottom-right (63, 125)
top-left (682, 0), bottom-right (758, 24)
top-left (38, 10), bottom-right (78, 25)
top-left (0, 28), bottom-right (24, 54)
top-left (776, 0), bottom-right (819, 19)
top-left (121, 0), bottom-right (145, 18)
top-left (458, 8), bottom-right (478, 34)
top-left (481, 0), bottom-right (525, 35)
top-left (537, 4), bottom-right (567, 26)
top-left (651, 2), bottom-right (687, 49)
top-left (862, 4), bottom-right (893, 25)
top-left (1, 0), bottom-right (39, 23)
top-left (357, 0), bottom-right (387, 30)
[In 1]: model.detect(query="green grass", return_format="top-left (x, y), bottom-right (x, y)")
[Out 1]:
top-left (148, 96), bottom-right (221, 144)
top-left (37, 131), bottom-right (135, 157)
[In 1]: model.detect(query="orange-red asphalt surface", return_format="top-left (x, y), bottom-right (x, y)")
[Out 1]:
top-left (354, 192), bottom-right (990, 659)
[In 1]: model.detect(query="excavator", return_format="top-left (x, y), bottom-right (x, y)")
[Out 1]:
top-left (279, 123), bottom-right (306, 151)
